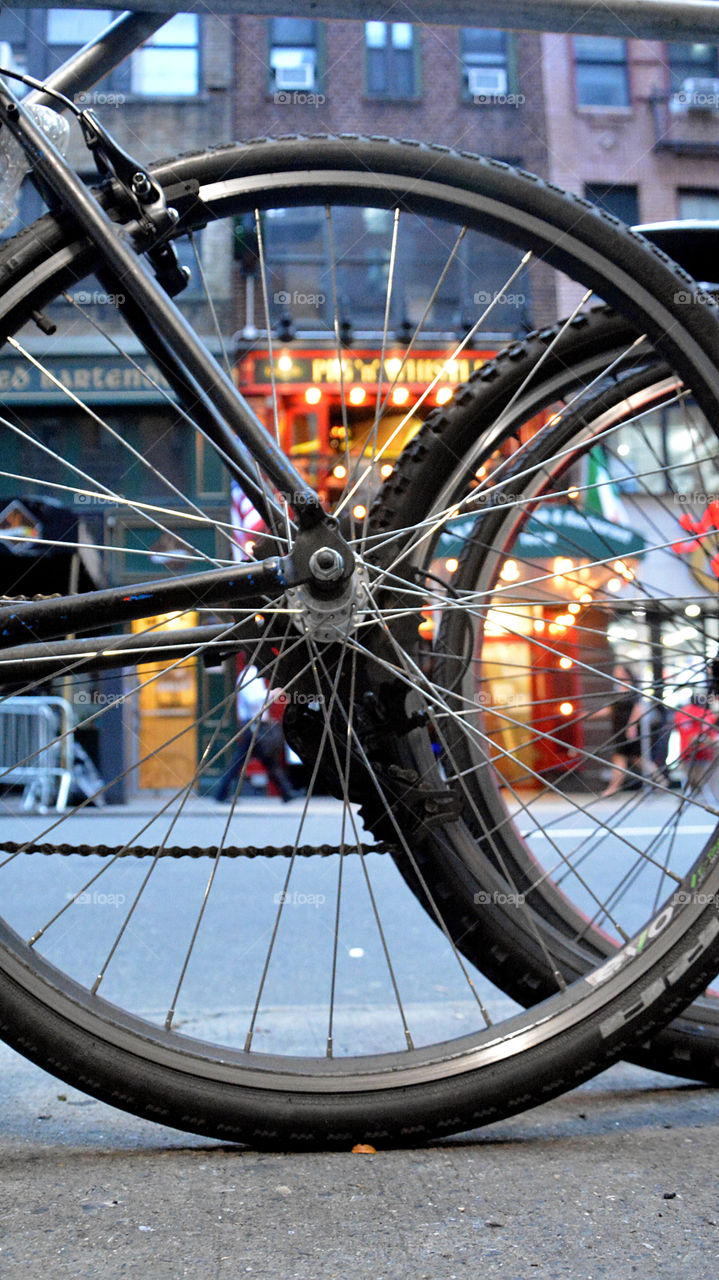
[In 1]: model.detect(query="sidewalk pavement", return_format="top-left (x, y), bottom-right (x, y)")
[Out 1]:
top-left (1, 1040), bottom-right (717, 1280)
top-left (2, 791), bottom-right (718, 1277)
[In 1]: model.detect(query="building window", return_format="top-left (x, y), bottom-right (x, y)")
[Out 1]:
top-left (584, 183), bottom-right (639, 225)
top-left (678, 189), bottom-right (719, 219)
top-left (262, 205), bottom-right (528, 337)
top-left (574, 36), bottom-right (630, 108)
top-left (667, 42), bottom-right (719, 93)
top-left (365, 22), bottom-right (417, 100)
top-left (269, 18), bottom-right (318, 92)
top-left (460, 29), bottom-right (511, 100)
top-left (128, 15), bottom-right (199, 97)
top-left (46, 9), bottom-right (200, 98)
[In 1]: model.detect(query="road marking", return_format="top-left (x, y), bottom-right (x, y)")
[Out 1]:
top-left (525, 825), bottom-right (715, 839)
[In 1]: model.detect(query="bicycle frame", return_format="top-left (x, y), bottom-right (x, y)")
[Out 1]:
top-left (0, 37), bottom-right (343, 663)
top-left (0, 7), bottom-right (716, 667)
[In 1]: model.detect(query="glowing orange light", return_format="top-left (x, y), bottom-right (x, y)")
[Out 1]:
top-left (579, 592), bottom-right (593, 604)
top-left (445, 558), bottom-right (459, 574)
top-left (353, 504), bottom-right (367, 520)
top-left (559, 656), bottom-right (573, 669)
top-left (380, 463), bottom-right (393, 478)
top-left (568, 603), bottom-right (581, 614)
top-left (533, 620), bottom-right (546, 634)
top-left (499, 559), bottom-right (520, 582)
top-left (436, 387), bottom-right (453, 405)
top-left (555, 613), bottom-right (574, 627)
top-left (392, 386), bottom-right (410, 406)
top-left (349, 386), bottom-right (366, 406)
top-left (559, 701), bottom-right (574, 716)
top-left (305, 386), bottom-right (322, 405)
top-left (332, 464), bottom-right (347, 479)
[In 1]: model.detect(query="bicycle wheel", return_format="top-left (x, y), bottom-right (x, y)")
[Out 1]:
top-left (376, 311), bottom-right (719, 1081)
top-left (1, 135), bottom-right (719, 1146)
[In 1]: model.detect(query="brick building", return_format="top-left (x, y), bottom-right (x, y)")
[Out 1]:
top-left (0, 8), bottom-right (236, 796)
top-left (541, 32), bottom-right (719, 310)
top-left (230, 16), bottom-right (553, 509)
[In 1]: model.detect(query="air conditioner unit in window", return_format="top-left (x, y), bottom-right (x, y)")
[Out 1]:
top-left (467, 66), bottom-right (508, 99)
top-left (275, 63), bottom-right (315, 91)
top-left (673, 76), bottom-right (719, 112)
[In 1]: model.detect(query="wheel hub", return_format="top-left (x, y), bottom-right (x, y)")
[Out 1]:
top-left (286, 560), bottom-right (369, 643)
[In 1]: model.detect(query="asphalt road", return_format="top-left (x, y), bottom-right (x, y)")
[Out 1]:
top-left (1, 791), bottom-right (718, 1277)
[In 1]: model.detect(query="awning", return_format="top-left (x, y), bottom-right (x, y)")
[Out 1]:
top-left (438, 503), bottom-right (646, 562)
top-left (0, 496), bottom-right (104, 595)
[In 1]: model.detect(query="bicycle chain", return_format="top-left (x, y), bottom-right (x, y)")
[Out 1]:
top-left (1, 839), bottom-right (395, 859)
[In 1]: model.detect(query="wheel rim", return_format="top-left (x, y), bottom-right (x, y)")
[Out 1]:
top-left (0, 140), bottom-right (718, 1126)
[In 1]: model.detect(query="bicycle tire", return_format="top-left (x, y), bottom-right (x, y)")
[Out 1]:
top-left (376, 316), bottom-right (719, 1083)
top-left (0, 135), bottom-right (719, 1145)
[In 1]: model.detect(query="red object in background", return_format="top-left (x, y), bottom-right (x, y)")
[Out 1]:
top-left (676, 702), bottom-right (718, 762)
top-left (673, 501), bottom-right (719, 579)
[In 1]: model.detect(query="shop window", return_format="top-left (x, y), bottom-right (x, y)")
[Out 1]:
top-left (365, 22), bottom-right (418, 100)
top-left (584, 183), bottom-right (639, 226)
top-left (269, 18), bottom-right (318, 92)
top-left (460, 29), bottom-right (512, 100)
top-left (573, 36), bottom-right (630, 108)
top-left (667, 42), bottom-right (719, 93)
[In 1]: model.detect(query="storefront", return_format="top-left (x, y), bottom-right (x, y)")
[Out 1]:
top-left (0, 343), bottom-right (228, 798)
top-left (236, 344), bottom-right (496, 505)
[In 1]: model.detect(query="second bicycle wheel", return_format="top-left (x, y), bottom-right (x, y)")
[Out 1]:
top-left (374, 305), bottom-right (719, 1082)
top-left (0, 136), bottom-right (719, 1145)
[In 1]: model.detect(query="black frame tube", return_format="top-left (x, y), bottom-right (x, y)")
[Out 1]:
top-left (0, 557), bottom-right (293, 646)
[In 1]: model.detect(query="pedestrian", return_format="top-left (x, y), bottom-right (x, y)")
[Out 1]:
top-left (601, 662), bottom-right (645, 797)
top-left (214, 665), bottom-right (302, 803)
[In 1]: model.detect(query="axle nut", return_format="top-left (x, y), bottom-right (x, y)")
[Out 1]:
top-left (309, 546), bottom-right (345, 582)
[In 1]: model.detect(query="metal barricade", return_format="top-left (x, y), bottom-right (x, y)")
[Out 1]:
top-left (0, 696), bottom-right (74, 811)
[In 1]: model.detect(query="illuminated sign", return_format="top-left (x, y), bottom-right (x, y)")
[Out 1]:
top-left (246, 352), bottom-right (489, 389)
